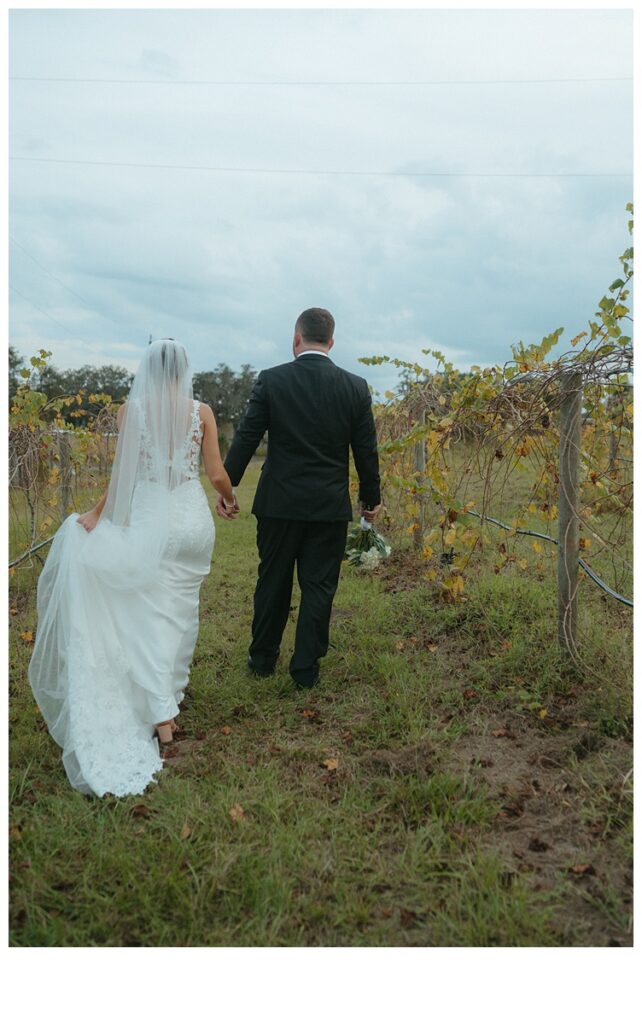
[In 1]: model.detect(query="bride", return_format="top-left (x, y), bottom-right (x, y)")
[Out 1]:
top-left (28, 339), bottom-right (238, 798)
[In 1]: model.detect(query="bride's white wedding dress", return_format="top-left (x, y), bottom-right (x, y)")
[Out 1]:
top-left (29, 397), bottom-right (215, 798)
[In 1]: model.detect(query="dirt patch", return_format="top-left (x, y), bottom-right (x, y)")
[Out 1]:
top-left (443, 713), bottom-right (633, 946)
top-left (371, 549), bottom-right (428, 594)
top-left (360, 739), bottom-right (436, 778)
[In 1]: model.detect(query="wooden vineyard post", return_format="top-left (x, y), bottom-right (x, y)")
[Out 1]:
top-left (607, 392), bottom-right (621, 477)
top-left (557, 370), bottom-right (583, 655)
top-left (413, 407), bottom-right (426, 549)
top-left (58, 431), bottom-right (72, 521)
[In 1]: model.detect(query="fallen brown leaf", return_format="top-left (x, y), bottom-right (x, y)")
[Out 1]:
top-left (180, 823), bottom-right (192, 840)
top-left (477, 757), bottom-right (494, 768)
top-left (492, 728), bottom-right (515, 739)
top-left (500, 801), bottom-right (524, 819)
top-left (399, 908), bottom-right (418, 928)
top-left (221, 725), bottom-right (232, 736)
top-left (463, 688), bottom-right (478, 700)
top-left (130, 804), bottom-right (151, 818)
top-left (569, 863), bottom-right (595, 876)
top-left (322, 757), bottom-right (339, 772)
top-left (229, 804), bottom-right (245, 822)
top-left (528, 837), bottom-right (550, 853)
top-left (20, 630), bottom-right (34, 644)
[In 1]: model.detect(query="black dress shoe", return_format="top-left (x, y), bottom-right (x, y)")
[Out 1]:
top-left (247, 656), bottom-right (275, 678)
top-left (292, 671), bottom-right (320, 690)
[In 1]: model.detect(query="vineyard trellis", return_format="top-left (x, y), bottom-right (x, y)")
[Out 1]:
top-left (9, 352), bottom-right (117, 569)
top-left (357, 206), bottom-right (633, 671)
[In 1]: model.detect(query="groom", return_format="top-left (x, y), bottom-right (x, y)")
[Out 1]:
top-left (219, 308), bottom-right (381, 689)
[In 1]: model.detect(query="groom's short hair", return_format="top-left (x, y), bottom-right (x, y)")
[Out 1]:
top-left (295, 308), bottom-right (335, 345)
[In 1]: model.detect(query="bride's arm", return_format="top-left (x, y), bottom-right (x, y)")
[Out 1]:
top-left (77, 402), bottom-right (126, 532)
top-left (200, 404), bottom-right (238, 517)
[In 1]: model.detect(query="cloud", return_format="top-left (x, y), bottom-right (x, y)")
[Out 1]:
top-left (9, 8), bottom-right (633, 394)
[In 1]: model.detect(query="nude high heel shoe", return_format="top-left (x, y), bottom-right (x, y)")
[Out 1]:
top-left (155, 720), bottom-right (175, 743)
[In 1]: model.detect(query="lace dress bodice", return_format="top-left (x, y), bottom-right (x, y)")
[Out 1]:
top-left (138, 399), bottom-right (204, 483)
top-left (166, 401), bottom-right (214, 561)
top-left (184, 400), bottom-right (204, 480)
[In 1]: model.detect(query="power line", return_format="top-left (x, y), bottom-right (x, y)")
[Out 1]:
top-left (9, 156), bottom-right (631, 178)
top-left (9, 235), bottom-right (125, 331)
top-left (9, 75), bottom-right (633, 86)
top-left (9, 284), bottom-right (99, 345)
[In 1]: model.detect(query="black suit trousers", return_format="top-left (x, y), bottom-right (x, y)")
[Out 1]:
top-left (250, 517), bottom-right (348, 685)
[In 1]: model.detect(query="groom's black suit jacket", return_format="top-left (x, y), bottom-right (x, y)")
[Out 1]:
top-left (224, 353), bottom-right (381, 521)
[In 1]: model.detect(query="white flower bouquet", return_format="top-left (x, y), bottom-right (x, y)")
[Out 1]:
top-left (345, 517), bottom-right (392, 570)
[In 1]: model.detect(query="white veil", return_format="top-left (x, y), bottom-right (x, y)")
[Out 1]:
top-left (80, 338), bottom-right (195, 590)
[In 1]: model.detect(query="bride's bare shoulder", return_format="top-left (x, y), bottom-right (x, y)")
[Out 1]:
top-left (198, 402), bottom-right (216, 423)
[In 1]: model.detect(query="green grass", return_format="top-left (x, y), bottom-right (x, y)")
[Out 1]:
top-left (9, 460), bottom-right (632, 946)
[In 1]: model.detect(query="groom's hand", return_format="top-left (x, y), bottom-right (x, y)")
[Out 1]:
top-left (360, 502), bottom-right (382, 523)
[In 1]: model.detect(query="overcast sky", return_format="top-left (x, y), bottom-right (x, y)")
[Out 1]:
top-left (9, 7), bottom-right (632, 393)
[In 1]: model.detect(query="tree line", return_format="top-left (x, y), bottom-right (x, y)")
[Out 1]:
top-left (9, 346), bottom-right (257, 436)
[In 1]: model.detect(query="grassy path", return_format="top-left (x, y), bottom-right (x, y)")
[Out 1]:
top-left (9, 462), bottom-right (632, 946)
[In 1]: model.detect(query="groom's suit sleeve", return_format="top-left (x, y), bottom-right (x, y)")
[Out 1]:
top-left (224, 371), bottom-right (270, 487)
top-left (351, 381), bottom-right (381, 508)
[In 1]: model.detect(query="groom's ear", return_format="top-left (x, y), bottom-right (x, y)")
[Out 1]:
top-left (328, 337), bottom-right (334, 351)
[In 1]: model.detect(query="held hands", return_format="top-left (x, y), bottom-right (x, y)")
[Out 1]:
top-left (77, 509), bottom-right (101, 533)
top-left (216, 492), bottom-right (240, 521)
top-left (360, 502), bottom-right (382, 524)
